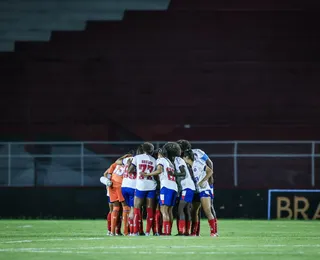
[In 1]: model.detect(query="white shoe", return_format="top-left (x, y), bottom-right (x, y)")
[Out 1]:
top-left (145, 233), bottom-right (150, 236)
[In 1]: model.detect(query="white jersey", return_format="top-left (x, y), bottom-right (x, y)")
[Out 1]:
top-left (157, 157), bottom-right (178, 192)
top-left (174, 157), bottom-right (195, 191)
top-left (191, 159), bottom-right (211, 192)
top-left (192, 149), bottom-right (209, 163)
top-left (132, 154), bottom-right (157, 191)
top-left (121, 157), bottom-right (137, 189)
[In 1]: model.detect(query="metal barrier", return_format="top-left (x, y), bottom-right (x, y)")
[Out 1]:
top-left (0, 141), bottom-right (318, 187)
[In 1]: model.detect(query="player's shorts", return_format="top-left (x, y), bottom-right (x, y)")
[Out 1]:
top-left (160, 187), bottom-right (177, 207)
top-left (199, 190), bottom-right (213, 199)
top-left (121, 187), bottom-right (135, 207)
top-left (210, 185), bottom-right (214, 199)
top-left (135, 189), bottom-right (156, 199)
top-left (180, 188), bottom-right (194, 203)
top-left (109, 186), bottom-right (125, 203)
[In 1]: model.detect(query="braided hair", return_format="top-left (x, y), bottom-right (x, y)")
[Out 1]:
top-left (183, 149), bottom-right (194, 161)
top-left (162, 142), bottom-right (182, 163)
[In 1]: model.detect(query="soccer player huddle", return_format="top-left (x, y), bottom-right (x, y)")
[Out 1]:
top-left (100, 140), bottom-right (218, 237)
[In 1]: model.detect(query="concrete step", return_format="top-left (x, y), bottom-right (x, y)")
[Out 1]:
top-left (0, 40), bottom-right (14, 52)
top-left (0, 0), bottom-right (169, 12)
top-left (0, 30), bottom-right (51, 41)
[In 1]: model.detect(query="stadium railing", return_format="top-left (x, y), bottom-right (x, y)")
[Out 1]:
top-left (0, 141), bottom-right (318, 188)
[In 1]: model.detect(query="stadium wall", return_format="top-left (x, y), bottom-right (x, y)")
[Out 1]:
top-left (0, 188), bottom-right (267, 219)
top-left (1, 188), bottom-right (319, 220)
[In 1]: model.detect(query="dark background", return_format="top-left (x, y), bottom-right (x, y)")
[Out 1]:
top-left (1, 0), bottom-right (320, 219)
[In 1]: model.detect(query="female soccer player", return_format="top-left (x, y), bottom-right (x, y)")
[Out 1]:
top-left (128, 142), bottom-right (156, 236)
top-left (183, 149), bottom-right (218, 237)
top-left (116, 146), bottom-right (143, 235)
top-left (177, 140), bottom-right (216, 235)
top-left (141, 142), bottom-right (181, 235)
top-left (174, 155), bottom-right (196, 235)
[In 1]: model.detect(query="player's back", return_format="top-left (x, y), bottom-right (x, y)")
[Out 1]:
top-left (174, 157), bottom-right (195, 191)
top-left (157, 157), bottom-right (177, 191)
top-left (122, 157), bottom-right (136, 189)
top-left (133, 154), bottom-right (157, 191)
top-left (192, 149), bottom-right (209, 163)
top-left (111, 164), bottom-right (125, 187)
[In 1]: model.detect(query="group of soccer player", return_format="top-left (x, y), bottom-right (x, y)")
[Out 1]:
top-left (100, 140), bottom-right (218, 237)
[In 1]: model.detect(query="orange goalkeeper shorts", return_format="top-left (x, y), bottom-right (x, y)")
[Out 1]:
top-left (108, 186), bottom-right (124, 203)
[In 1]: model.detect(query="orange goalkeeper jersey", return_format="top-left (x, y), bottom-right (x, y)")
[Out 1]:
top-left (108, 163), bottom-right (124, 188)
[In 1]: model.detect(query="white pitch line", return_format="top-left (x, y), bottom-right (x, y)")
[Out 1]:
top-left (0, 249), bottom-right (318, 255)
top-left (0, 237), bottom-right (104, 244)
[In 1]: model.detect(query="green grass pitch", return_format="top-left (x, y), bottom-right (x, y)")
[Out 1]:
top-left (0, 220), bottom-right (319, 260)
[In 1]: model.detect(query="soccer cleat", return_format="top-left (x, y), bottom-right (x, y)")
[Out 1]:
top-left (153, 233), bottom-right (160, 236)
top-left (139, 232), bottom-right (145, 236)
top-left (115, 233), bottom-right (123, 236)
top-left (175, 233), bottom-right (184, 236)
top-left (109, 233), bottom-right (115, 236)
top-left (145, 233), bottom-right (150, 236)
top-left (210, 233), bottom-right (218, 237)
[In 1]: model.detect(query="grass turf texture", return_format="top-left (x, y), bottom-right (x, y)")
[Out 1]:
top-left (0, 220), bottom-right (319, 260)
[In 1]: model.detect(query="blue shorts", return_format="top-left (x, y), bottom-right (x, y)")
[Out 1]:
top-left (135, 189), bottom-right (156, 199)
top-left (210, 185), bottom-right (214, 199)
top-left (121, 187), bottom-right (135, 207)
top-left (160, 187), bottom-right (177, 207)
top-left (200, 190), bottom-right (213, 199)
top-left (180, 189), bottom-right (194, 203)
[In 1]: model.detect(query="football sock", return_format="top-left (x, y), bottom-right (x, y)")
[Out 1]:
top-left (133, 208), bottom-right (141, 234)
top-left (111, 206), bottom-right (120, 234)
top-left (116, 214), bottom-right (122, 234)
top-left (208, 219), bottom-right (216, 234)
top-left (163, 221), bottom-right (170, 235)
top-left (186, 220), bottom-right (191, 235)
top-left (123, 206), bottom-right (130, 235)
top-left (196, 221), bottom-right (200, 236)
top-left (107, 212), bottom-right (111, 232)
top-left (154, 209), bottom-right (161, 234)
top-left (139, 213), bottom-right (144, 234)
top-left (146, 208), bottom-right (154, 234)
top-left (178, 220), bottom-right (186, 234)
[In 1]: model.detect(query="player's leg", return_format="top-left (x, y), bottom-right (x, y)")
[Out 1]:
top-left (185, 202), bottom-right (192, 235)
top-left (110, 200), bottom-right (120, 236)
top-left (191, 192), bottom-right (201, 236)
top-left (200, 194), bottom-right (217, 236)
top-left (117, 188), bottom-right (129, 236)
top-left (160, 205), bottom-right (170, 235)
top-left (153, 191), bottom-right (161, 236)
top-left (133, 190), bottom-right (145, 235)
top-left (210, 189), bottom-right (218, 235)
top-left (178, 189), bottom-right (194, 235)
top-left (177, 200), bottom-right (187, 235)
top-left (145, 190), bottom-right (156, 236)
top-left (127, 188), bottom-right (135, 235)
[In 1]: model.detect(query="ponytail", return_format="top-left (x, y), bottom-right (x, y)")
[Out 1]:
top-left (184, 149), bottom-right (194, 161)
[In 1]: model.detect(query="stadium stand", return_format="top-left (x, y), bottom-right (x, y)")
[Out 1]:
top-left (0, 0), bottom-right (320, 143)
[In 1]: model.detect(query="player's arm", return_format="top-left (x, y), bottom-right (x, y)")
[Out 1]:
top-left (175, 165), bottom-right (187, 177)
top-left (204, 156), bottom-right (214, 185)
top-left (115, 154), bottom-right (132, 165)
top-left (127, 156), bottom-right (137, 173)
top-left (198, 166), bottom-right (213, 187)
top-left (141, 165), bottom-right (163, 177)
